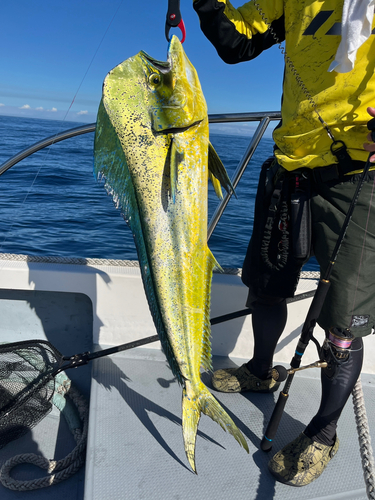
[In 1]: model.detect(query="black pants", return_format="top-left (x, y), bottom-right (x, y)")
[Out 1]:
top-left (249, 300), bottom-right (363, 446)
top-left (305, 336), bottom-right (363, 445)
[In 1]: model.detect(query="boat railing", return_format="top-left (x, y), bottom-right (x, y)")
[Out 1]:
top-left (0, 111), bottom-right (281, 239)
top-left (207, 111), bottom-right (281, 238)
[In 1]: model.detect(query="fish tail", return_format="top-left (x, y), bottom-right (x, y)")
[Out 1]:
top-left (182, 382), bottom-right (249, 473)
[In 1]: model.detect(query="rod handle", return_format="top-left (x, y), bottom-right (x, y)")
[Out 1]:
top-left (299, 279), bottom-right (330, 342)
top-left (260, 391), bottom-right (289, 451)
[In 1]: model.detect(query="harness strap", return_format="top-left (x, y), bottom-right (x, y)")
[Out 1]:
top-left (313, 160), bottom-right (375, 184)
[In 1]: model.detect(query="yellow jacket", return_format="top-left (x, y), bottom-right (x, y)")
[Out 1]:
top-left (193, 0), bottom-right (375, 170)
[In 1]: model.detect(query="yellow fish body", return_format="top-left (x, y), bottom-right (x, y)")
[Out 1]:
top-left (94, 36), bottom-right (248, 471)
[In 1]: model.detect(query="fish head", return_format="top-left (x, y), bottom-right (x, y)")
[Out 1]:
top-left (139, 35), bottom-right (207, 133)
top-left (101, 36), bottom-right (207, 139)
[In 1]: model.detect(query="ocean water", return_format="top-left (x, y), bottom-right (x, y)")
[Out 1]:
top-left (0, 115), bottom-right (318, 271)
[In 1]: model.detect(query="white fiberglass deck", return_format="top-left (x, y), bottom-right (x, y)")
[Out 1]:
top-left (0, 256), bottom-right (374, 499)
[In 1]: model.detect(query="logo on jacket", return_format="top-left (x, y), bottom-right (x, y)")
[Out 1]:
top-left (303, 10), bottom-right (375, 36)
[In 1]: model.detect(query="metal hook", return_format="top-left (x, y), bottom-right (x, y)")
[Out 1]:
top-left (165, 0), bottom-right (186, 43)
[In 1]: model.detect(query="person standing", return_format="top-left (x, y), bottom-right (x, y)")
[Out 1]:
top-left (193, 0), bottom-right (375, 486)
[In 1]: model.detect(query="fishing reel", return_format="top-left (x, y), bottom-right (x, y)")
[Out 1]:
top-left (271, 327), bottom-right (354, 382)
top-left (321, 327), bottom-right (354, 379)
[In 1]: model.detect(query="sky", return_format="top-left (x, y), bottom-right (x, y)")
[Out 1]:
top-left (0, 0), bottom-right (284, 136)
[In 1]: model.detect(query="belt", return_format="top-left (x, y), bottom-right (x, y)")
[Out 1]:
top-left (312, 160), bottom-right (370, 184)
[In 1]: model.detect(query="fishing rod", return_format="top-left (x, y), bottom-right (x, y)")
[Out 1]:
top-left (54, 287), bottom-right (317, 371)
top-left (0, 244), bottom-right (317, 450)
top-left (260, 121), bottom-right (375, 451)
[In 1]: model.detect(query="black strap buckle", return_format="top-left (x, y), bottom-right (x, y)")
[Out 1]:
top-left (330, 140), bottom-right (353, 175)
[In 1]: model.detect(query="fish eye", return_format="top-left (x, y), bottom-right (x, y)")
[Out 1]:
top-left (149, 73), bottom-right (161, 86)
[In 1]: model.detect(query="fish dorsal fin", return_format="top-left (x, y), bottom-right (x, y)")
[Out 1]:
top-left (94, 101), bottom-right (183, 383)
top-left (208, 142), bottom-right (236, 199)
top-left (94, 101), bottom-right (136, 227)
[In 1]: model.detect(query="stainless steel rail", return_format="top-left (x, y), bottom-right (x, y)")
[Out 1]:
top-left (0, 123), bottom-right (96, 177)
top-left (208, 111), bottom-right (281, 123)
top-left (207, 115), bottom-right (279, 239)
top-left (0, 112), bottom-right (281, 237)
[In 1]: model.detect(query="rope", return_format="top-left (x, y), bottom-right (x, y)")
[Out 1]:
top-left (0, 385), bottom-right (89, 491)
top-left (352, 378), bottom-right (375, 499)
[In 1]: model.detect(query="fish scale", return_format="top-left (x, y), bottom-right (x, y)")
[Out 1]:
top-left (94, 35), bottom-right (248, 472)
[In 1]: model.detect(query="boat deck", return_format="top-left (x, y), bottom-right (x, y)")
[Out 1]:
top-left (0, 259), bottom-right (374, 499)
top-left (1, 348), bottom-right (374, 500)
top-left (85, 349), bottom-right (374, 500)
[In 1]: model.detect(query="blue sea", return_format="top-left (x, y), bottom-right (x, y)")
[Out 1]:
top-left (0, 115), bottom-right (318, 271)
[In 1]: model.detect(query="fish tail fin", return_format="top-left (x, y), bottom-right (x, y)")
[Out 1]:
top-left (182, 382), bottom-right (249, 473)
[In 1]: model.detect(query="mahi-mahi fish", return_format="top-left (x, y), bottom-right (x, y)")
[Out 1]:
top-left (94, 35), bottom-right (249, 472)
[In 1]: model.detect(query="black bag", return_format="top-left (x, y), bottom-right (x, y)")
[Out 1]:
top-left (242, 158), bottom-right (312, 299)
top-left (261, 166), bottom-right (311, 270)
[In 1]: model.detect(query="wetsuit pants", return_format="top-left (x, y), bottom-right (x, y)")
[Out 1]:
top-left (248, 300), bottom-right (364, 446)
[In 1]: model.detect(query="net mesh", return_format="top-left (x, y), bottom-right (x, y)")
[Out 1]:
top-left (0, 340), bottom-right (63, 449)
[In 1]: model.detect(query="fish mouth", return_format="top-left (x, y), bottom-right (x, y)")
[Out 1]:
top-left (140, 52), bottom-right (172, 74)
top-left (153, 119), bottom-right (203, 135)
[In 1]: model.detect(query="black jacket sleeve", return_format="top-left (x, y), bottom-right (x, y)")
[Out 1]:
top-left (193, 0), bottom-right (285, 64)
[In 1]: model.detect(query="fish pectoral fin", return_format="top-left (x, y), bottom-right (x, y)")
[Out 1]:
top-left (208, 248), bottom-right (223, 274)
top-left (170, 138), bottom-right (184, 203)
top-left (208, 142), bottom-right (237, 199)
top-left (182, 383), bottom-right (249, 472)
top-left (208, 171), bottom-right (223, 199)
